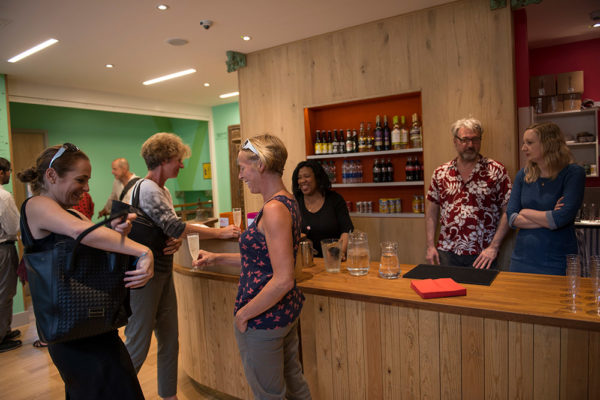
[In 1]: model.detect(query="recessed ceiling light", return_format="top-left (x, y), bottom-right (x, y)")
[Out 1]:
top-left (242, 35), bottom-right (252, 41)
top-left (204, 83), bottom-right (210, 87)
top-left (166, 38), bottom-right (188, 46)
top-left (105, 64), bottom-right (114, 68)
top-left (157, 4), bottom-right (169, 11)
top-left (593, 22), bottom-right (600, 28)
top-left (143, 68), bottom-right (196, 85)
top-left (8, 38), bottom-right (58, 63)
top-left (219, 92), bottom-right (239, 99)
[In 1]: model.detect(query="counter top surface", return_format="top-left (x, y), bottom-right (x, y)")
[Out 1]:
top-left (174, 259), bottom-right (600, 330)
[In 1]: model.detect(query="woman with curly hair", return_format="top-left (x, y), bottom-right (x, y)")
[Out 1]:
top-left (507, 122), bottom-right (585, 275)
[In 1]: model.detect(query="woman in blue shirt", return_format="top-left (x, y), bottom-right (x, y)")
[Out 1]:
top-left (507, 122), bottom-right (585, 275)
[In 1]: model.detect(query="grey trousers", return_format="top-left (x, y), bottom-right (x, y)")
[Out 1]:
top-left (125, 270), bottom-right (179, 398)
top-left (0, 244), bottom-right (18, 342)
top-left (234, 319), bottom-right (311, 400)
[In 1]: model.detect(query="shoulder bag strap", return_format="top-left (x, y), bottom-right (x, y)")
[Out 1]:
top-left (131, 179), bottom-right (144, 208)
top-left (119, 177), bottom-right (141, 201)
top-left (19, 197), bottom-right (35, 247)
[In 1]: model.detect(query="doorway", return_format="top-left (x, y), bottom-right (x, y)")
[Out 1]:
top-left (11, 130), bottom-right (47, 208)
top-left (228, 125), bottom-right (244, 214)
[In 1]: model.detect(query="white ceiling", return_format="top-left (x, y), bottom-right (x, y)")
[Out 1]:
top-left (0, 0), bottom-right (598, 109)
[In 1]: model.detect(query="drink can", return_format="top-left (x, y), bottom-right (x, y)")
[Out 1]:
top-left (387, 198), bottom-right (395, 213)
top-left (367, 201), bottom-right (373, 213)
top-left (412, 195), bottom-right (420, 213)
top-left (395, 198), bottom-right (402, 213)
top-left (419, 195), bottom-right (425, 213)
top-left (379, 199), bottom-right (388, 214)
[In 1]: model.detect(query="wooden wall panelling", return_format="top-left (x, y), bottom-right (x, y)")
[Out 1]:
top-left (589, 331), bottom-right (600, 400)
top-left (485, 319), bottom-right (509, 399)
top-left (399, 306), bottom-right (421, 399)
top-left (330, 297), bottom-right (350, 399)
top-left (419, 309), bottom-right (441, 400)
top-left (461, 315), bottom-right (485, 399)
top-left (345, 299), bottom-right (367, 399)
top-left (299, 294), bottom-right (318, 395)
top-left (312, 294), bottom-right (334, 399)
top-left (364, 302), bottom-right (383, 399)
top-left (439, 312), bottom-right (462, 400)
top-left (559, 328), bottom-right (589, 400)
top-left (380, 303), bottom-right (402, 399)
top-left (237, 0), bottom-right (516, 257)
top-left (533, 325), bottom-right (560, 400)
top-left (508, 321), bottom-right (534, 400)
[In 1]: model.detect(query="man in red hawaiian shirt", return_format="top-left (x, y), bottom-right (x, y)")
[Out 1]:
top-left (425, 118), bottom-right (512, 269)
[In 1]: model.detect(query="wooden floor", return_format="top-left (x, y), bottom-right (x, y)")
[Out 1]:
top-left (0, 298), bottom-right (238, 400)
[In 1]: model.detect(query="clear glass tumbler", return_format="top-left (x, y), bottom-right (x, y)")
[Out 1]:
top-left (587, 256), bottom-right (600, 316)
top-left (379, 241), bottom-right (400, 279)
top-left (564, 254), bottom-right (581, 312)
top-left (321, 239), bottom-right (341, 273)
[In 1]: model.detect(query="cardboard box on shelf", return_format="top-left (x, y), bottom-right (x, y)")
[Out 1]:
top-left (557, 71), bottom-right (584, 94)
top-left (530, 74), bottom-right (556, 97)
top-left (563, 93), bottom-right (582, 111)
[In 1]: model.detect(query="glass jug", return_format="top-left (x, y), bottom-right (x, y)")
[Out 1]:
top-left (347, 231), bottom-right (370, 276)
top-left (379, 241), bottom-right (400, 279)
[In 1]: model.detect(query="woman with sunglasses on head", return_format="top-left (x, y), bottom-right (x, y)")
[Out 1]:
top-left (18, 143), bottom-right (154, 399)
top-left (123, 132), bottom-right (240, 400)
top-left (193, 135), bottom-right (311, 400)
top-left (506, 122), bottom-right (585, 275)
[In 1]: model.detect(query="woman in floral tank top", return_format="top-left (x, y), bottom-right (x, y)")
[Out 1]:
top-left (194, 134), bottom-right (311, 399)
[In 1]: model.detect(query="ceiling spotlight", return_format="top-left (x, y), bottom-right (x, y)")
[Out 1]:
top-left (105, 64), bottom-right (114, 68)
top-left (219, 92), bottom-right (239, 99)
top-left (157, 4), bottom-right (169, 11)
top-left (591, 10), bottom-right (600, 28)
top-left (8, 38), bottom-right (58, 63)
top-left (167, 38), bottom-right (188, 46)
top-left (242, 35), bottom-right (252, 41)
top-left (203, 83), bottom-right (210, 87)
top-left (143, 68), bottom-right (196, 85)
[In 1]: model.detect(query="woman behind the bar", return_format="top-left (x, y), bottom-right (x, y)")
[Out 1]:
top-left (18, 144), bottom-right (153, 399)
top-left (193, 134), bottom-right (311, 400)
top-left (506, 122), bottom-right (585, 275)
top-left (292, 160), bottom-right (353, 260)
top-left (123, 133), bottom-right (240, 400)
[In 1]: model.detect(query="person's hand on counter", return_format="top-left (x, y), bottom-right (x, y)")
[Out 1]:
top-left (425, 245), bottom-right (440, 265)
top-left (472, 246), bottom-right (497, 269)
top-left (163, 237), bottom-right (183, 255)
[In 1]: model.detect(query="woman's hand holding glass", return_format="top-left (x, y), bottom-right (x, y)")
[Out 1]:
top-left (218, 224), bottom-right (241, 239)
top-left (124, 249), bottom-right (154, 288)
top-left (192, 249), bottom-right (217, 269)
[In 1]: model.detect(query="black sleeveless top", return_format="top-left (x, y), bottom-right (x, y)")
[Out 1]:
top-left (20, 197), bottom-right (79, 252)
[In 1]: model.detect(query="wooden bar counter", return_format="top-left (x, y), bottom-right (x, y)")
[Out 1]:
top-left (173, 256), bottom-right (600, 400)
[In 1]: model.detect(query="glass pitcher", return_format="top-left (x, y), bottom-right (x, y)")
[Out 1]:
top-left (347, 231), bottom-right (370, 276)
top-left (379, 241), bottom-right (400, 279)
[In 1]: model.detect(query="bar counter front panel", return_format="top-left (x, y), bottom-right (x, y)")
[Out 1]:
top-left (173, 240), bottom-right (600, 400)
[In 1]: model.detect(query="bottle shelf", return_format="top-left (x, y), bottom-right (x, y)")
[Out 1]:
top-left (332, 181), bottom-right (424, 188)
top-left (566, 141), bottom-right (596, 147)
top-left (350, 212), bottom-right (425, 218)
top-left (307, 148), bottom-right (423, 160)
top-left (534, 108), bottom-right (597, 119)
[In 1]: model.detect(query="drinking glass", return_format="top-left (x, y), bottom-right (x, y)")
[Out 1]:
top-left (587, 256), bottom-right (600, 316)
top-left (232, 208), bottom-right (242, 228)
top-left (379, 241), bottom-right (400, 279)
top-left (347, 231), bottom-right (370, 276)
top-left (321, 239), bottom-right (341, 273)
top-left (187, 234), bottom-right (200, 270)
top-left (564, 254), bottom-right (581, 312)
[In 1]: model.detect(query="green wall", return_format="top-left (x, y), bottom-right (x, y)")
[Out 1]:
top-left (211, 102), bottom-right (240, 212)
top-left (9, 103), bottom-right (211, 218)
top-left (1, 75), bottom-right (25, 316)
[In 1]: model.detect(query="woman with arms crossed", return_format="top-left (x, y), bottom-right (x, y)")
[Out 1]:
top-left (507, 122), bottom-right (585, 275)
top-left (194, 134), bottom-right (311, 400)
top-left (18, 143), bottom-right (154, 399)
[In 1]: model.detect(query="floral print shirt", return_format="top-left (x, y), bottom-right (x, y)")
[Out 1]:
top-left (234, 195), bottom-right (304, 330)
top-left (426, 156), bottom-right (511, 255)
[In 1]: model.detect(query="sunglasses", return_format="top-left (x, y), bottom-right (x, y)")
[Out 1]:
top-left (242, 139), bottom-right (259, 156)
top-left (49, 143), bottom-right (79, 169)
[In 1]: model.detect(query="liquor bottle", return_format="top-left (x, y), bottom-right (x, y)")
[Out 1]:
top-left (352, 129), bottom-right (359, 153)
top-left (373, 158), bottom-right (381, 183)
top-left (391, 116), bottom-right (401, 150)
top-left (332, 130), bottom-right (339, 154)
top-left (346, 130), bottom-right (354, 153)
top-left (386, 158), bottom-right (394, 182)
top-left (315, 130), bottom-right (321, 155)
top-left (358, 122), bottom-right (367, 152)
top-left (400, 116), bottom-right (409, 149)
top-left (339, 129), bottom-right (346, 153)
top-left (410, 113), bottom-right (422, 148)
top-left (325, 130), bottom-right (332, 154)
top-left (383, 115), bottom-right (391, 151)
top-left (374, 115), bottom-right (383, 151)
top-left (366, 122), bottom-right (374, 152)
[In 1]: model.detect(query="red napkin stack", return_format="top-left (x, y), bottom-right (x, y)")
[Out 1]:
top-left (410, 278), bottom-right (466, 299)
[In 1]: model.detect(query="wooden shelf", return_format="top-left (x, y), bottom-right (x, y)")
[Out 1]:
top-left (350, 212), bottom-right (424, 218)
top-left (308, 148), bottom-right (423, 159)
top-left (534, 108), bottom-right (597, 119)
top-left (333, 181), bottom-right (424, 188)
top-left (566, 141), bottom-right (596, 147)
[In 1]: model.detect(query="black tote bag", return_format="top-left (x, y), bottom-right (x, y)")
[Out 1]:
top-left (21, 202), bottom-right (133, 344)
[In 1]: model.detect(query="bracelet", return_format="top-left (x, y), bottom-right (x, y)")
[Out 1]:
top-left (133, 250), bottom-right (149, 267)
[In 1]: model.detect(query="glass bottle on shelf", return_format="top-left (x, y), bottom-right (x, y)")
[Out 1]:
top-left (366, 122), bottom-right (374, 152)
top-left (332, 130), bottom-right (339, 154)
top-left (339, 128), bottom-right (346, 153)
top-left (386, 158), bottom-right (393, 182)
top-left (400, 115), bottom-right (409, 149)
top-left (391, 116), bottom-right (401, 150)
top-left (345, 129), bottom-right (354, 153)
top-left (358, 122), bottom-right (367, 152)
top-left (373, 158), bottom-right (381, 183)
top-left (405, 157), bottom-right (413, 181)
top-left (326, 130), bottom-right (333, 154)
top-left (410, 113), bottom-right (422, 148)
top-left (314, 130), bottom-right (321, 155)
top-left (374, 115), bottom-right (383, 151)
top-left (383, 115), bottom-right (391, 151)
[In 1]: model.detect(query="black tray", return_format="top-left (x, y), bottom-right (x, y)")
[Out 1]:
top-left (403, 264), bottom-right (499, 286)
